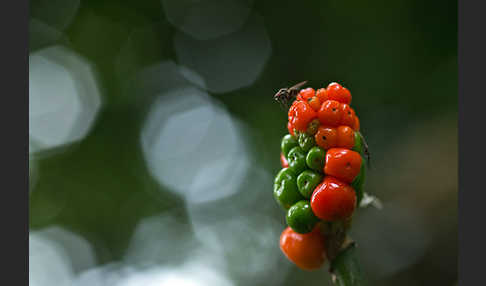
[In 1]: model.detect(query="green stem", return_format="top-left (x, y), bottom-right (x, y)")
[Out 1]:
top-left (329, 242), bottom-right (367, 286)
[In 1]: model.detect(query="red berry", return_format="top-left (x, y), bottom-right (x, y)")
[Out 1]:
top-left (315, 88), bottom-right (328, 102)
top-left (297, 88), bottom-right (316, 101)
top-left (336, 126), bottom-right (355, 149)
top-left (288, 101), bottom-right (318, 132)
top-left (327, 82), bottom-right (351, 104)
top-left (315, 126), bottom-right (337, 150)
top-left (340, 104), bottom-right (355, 127)
top-left (288, 122), bottom-right (295, 136)
top-left (311, 177), bottom-right (356, 221)
top-left (324, 148), bottom-right (362, 183)
top-left (353, 115), bottom-right (360, 131)
top-left (349, 107), bottom-right (360, 131)
top-left (279, 225), bottom-right (327, 270)
top-left (318, 100), bottom-right (342, 127)
top-left (308, 96), bottom-right (321, 111)
top-left (280, 152), bottom-right (289, 168)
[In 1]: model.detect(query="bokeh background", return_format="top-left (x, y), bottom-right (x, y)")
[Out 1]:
top-left (29, 0), bottom-right (457, 285)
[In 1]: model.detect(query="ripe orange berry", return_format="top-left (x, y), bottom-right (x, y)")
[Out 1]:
top-left (340, 104), bottom-right (355, 127)
top-left (348, 107), bottom-right (360, 131)
top-left (288, 101), bottom-right (318, 132)
top-left (279, 226), bottom-right (327, 270)
top-left (308, 96), bottom-right (321, 111)
top-left (315, 126), bottom-right (338, 149)
top-left (318, 100), bottom-right (342, 127)
top-left (297, 88), bottom-right (316, 101)
top-left (336, 126), bottom-right (355, 149)
top-left (311, 176), bottom-right (356, 221)
top-left (352, 115), bottom-right (360, 131)
top-left (324, 148), bottom-right (362, 183)
top-left (315, 88), bottom-right (328, 102)
top-left (327, 82), bottom-right (352, 104)
top-left (288, 122), bottom-right (295, 136)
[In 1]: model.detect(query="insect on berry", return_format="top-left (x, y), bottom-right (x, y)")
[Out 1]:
top-left (274, 81), bottom-right (308, 108)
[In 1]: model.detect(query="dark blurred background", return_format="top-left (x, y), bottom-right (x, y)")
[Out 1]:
top-left (29, 0), bottom-right (457, 285)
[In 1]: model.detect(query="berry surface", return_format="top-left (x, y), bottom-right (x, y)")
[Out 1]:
top-left (288, 101), bottom-right (317, 132)
top-left (281, 134), bottom-right (299, 157)
top-left (326, 82), bottom-right (352, 104)
top-left (336, 126), bottom-right (355, 149)
top-left (274, 168), bottom-right (304, 209)
top-left (287, 146), bottom-right (308, 175)
top-left (297, 170), bottom-right (323, 198)
top-left (286, 200), bottom-right (320, 234)
top-left (315, 126), bottom-right (338, 150)
top-left (305, 146), bottom-right (326, 172)
top-left (310, 176), bottom-right (356, 221)
top-left (324, 148), bottom-right (362, 183)
top-left (297, 87), bottom-right (316, 101)
top-left (340, 104), bottom-right (355, 127)
top-left (318, 100), bottom-right (342, 127)
top-left (280, 226), bottom-right (327, 270)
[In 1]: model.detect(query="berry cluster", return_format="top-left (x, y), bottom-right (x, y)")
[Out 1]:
top-left (274, 82), bottom-right (367, 271)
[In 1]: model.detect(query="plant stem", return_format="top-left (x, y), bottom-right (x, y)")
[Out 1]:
top-left (329, 242), bottom-right (367, 286)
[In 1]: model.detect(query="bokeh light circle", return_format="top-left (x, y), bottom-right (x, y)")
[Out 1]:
top-left (30, 226), bottom-right (97, 286)
top-left (162, 0), bottom-right (254, 40)
top-left (141, 86), bottom-right (250, 204)
top-left (124, 212), bottom-right (196, 265)
top-left (29, 46), bottom-right (102, 154)
top-left (174, 13), bottom-right (271, 93)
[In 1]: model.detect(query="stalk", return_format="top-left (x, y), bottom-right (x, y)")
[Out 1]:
top-left (330, 242), bottom-right (367, 286)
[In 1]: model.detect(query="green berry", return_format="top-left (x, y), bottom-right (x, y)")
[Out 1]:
top-left (274, 168), bottom-right (304, 209)
top-left (287, 146), bottom-right (307, 175)
top-left (306, 146), bottom-right (326, 172)
top-left (281, 134), bottom-right (299, 158)
top-left (297, 170), bottom-right (323, 198)
top-left (286, 200), bottom-right (319, 234)
top-left (306, 119), bottom-right (320, 135)
top-left (351, 160), bottom-right (366, 204)
top-left (351, 132), bottom-right (363, 154)
top-left (298, 132), bottom-right (316, 152)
